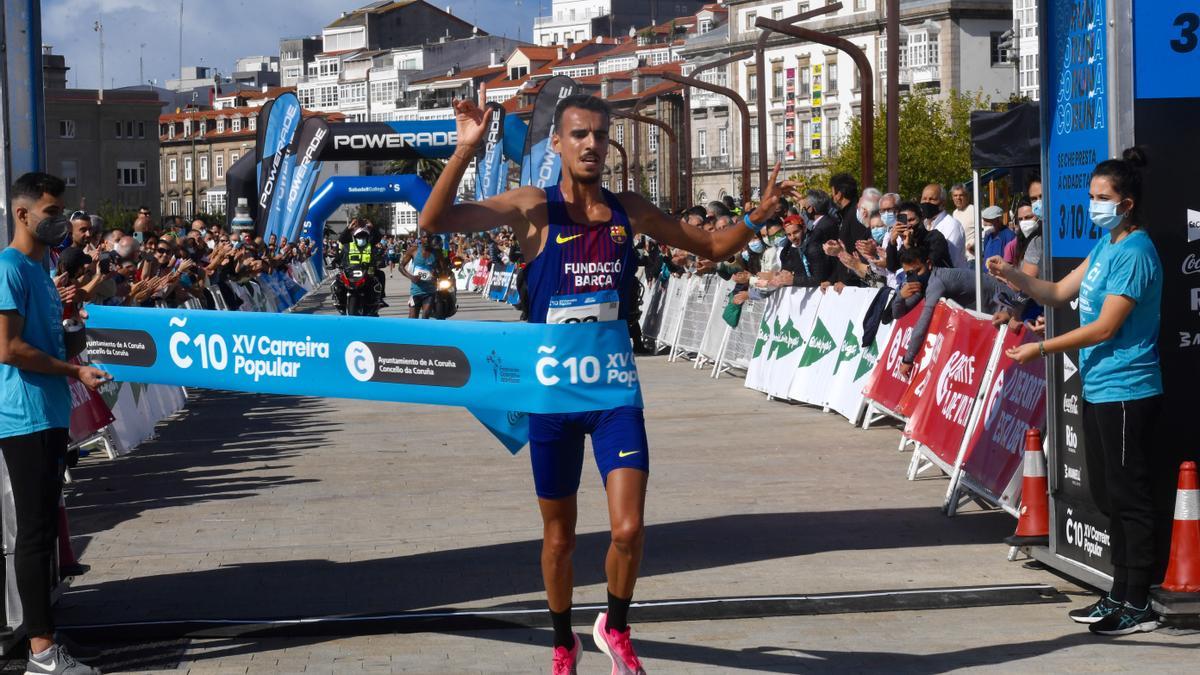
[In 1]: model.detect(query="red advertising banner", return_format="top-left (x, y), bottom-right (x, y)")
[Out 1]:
top-left (895, 302), bottom-right (952, 418)
top-left (68, 358), bottom-right (115, 442)
top-left (960, 327), bottom-right (1047, 497)
top-left (472, 259), bottom-right (491, 287)
top-left (904, 309), bottom-right (998, 465)
top-left (861, 299), bottom-right (927, 414)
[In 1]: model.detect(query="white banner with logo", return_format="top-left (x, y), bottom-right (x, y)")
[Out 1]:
top-left (766, 289), bottom-right (823, 400)
top-left (789, 288), bottom-right (871, 407)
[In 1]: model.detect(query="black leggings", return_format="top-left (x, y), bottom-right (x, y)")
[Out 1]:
top-left (1081, 396), bottom-right (1162, 601)
top-left (0, 428), bottom-right (67, 636)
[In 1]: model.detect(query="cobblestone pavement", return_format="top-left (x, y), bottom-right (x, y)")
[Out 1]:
top-left (6, 279), bottom-right (1195, 673)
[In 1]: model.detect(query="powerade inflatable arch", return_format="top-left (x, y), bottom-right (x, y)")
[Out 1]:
top-left (320, 116), bottom-right (528, 163)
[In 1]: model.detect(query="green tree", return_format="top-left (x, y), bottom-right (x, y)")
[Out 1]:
top-left (386, 157), bottom-right (447, 186)
top-left (353, 203), bottom-right (393, 230)
top-left (94, 200), bottom-right (136, 232)
top-left (827, 89), bottom-right (990, 200)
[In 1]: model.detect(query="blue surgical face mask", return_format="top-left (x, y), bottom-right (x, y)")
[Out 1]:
top-left (1089, 199), bottom-right (1124, 231)
top-left (880, 211), bottom-right (897, 228)
top-left (1031, 199), bottom-right (1043, 219)
top-left (748, 238), bottom-right (765, 254)
top-left (773, 234), bottom-right (787, 248)
top-left (740, 250), bottom-right (750, 262)
top-left (871, 226), bottom-right (887, 245)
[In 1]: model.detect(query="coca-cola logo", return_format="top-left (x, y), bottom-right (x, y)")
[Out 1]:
top-left (1183, 253), bottom-right (1200, 276)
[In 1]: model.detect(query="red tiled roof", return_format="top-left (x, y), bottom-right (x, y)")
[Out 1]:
top-left (515, 46), bottom-right (561, 61)
top-left (606, 81), bottom-right (680, 103)
top-left (412, 64), bottom-right (505, 85)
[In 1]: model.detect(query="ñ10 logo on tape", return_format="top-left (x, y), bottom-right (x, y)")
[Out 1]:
top-left (535, 345), bottom-right (638, 387)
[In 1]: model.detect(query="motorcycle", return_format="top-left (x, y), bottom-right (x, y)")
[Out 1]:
top-left (338, 266), bottom-right (381, 317)
top-left (429, 273), bottom-right (458, 319)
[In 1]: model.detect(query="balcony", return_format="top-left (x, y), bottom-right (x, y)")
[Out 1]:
top-left (693, 156), bottom-right (732, 172)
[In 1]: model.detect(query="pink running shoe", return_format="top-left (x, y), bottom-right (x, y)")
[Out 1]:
top-left (551, 632), bottom-right (582, 675)
top-left (592, 612), bottom-right (646, 675)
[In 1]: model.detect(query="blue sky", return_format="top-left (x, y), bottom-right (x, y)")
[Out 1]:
top-left (42, 0), bottom-right (541, 90)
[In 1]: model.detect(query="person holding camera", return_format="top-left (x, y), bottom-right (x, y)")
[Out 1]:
top-left (989, 148), bottom-right (1163, 636)
top-left (1, 173), bottom-right (110, 675)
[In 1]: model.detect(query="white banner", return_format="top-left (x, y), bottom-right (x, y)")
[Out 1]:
top-left (97, 380), bottom-right (187, 456)
top-left (744, 291), bottom-right (786, 392)
top-left (826, 293), bottom-right (894, 422)
top-left (766, 289), bottom-right (823, 399)
top-left (789, 288), bottom-right (869, 406)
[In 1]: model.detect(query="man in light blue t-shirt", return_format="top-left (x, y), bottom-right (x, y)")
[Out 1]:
top-left (1, 172), bottom-right (109, 675)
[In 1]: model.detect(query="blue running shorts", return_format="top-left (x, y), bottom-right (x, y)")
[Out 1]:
top-left (529, 406), bottom-right (649, 499)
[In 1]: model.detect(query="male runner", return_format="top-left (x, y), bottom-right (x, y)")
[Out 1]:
top-left (398, 230), bottom-right (445, 318)
top-left (420, 92), bottom-right (794, 674)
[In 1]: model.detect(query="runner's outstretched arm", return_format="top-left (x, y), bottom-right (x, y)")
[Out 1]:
top-left (419, 92), bottom-right (541, 238)
top-left (617, 163), bottom-right (801, 261)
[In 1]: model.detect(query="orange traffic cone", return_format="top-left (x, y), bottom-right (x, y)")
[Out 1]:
top-left (1161, 461), bottom-right (1200, 593)
top-left (1005, 428), bottom-right (1049, 547)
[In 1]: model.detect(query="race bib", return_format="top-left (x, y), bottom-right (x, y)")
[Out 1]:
top-left (547, 290), bottom-right (619, 324)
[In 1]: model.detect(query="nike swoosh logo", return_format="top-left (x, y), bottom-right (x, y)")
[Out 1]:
top-left (35, 660), bottom-right (56, 672)
top-left (618, 450), bottom-right (641, 458)
top-left (556, 233), bottom-right (584, 244)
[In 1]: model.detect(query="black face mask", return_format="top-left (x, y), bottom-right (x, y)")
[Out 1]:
top-left (909, 268), bottom-right (932, 287)
top-left (919, 202), bottom-right (941, 221)
top-left (30, 214), bottom-right (71, 247)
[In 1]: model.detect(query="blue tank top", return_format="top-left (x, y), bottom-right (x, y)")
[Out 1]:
top-left (410, 245), bottom-right (437, 295)
top-left (525, 185), bottom-right (636, 325)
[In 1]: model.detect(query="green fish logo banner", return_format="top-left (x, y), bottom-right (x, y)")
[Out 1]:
top-left (831, 322), bottom-right (860, 375)
top-left (753, 316), bottom-right (775, 358)
top-left (855, 339), bottom-right (881, 381)
top-left (771, 317), bottom-right (804, 359)
top-left (797, 317), bottom-right (836, 368)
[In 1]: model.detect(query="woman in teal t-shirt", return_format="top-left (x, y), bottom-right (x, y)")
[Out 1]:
top-left (987, 147), bottom-right (1163, 636)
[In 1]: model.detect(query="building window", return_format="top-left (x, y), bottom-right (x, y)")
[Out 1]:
top-left (649, 175), bottom-right (659, 204)
top-left (126, 121), bottom-right (134, 138)
top-left (648, 126), bottom-right (658, 152)
top-left (773, 121), bottom-right (785, 157)
top-left (168, 123), bottom-right (175, 139)
top-left (772, 65), bottom-right (784, 100)
top-left (200, 155), bottom-right (209, 181)
top-left (117, 161), bottom-right (147, 187)
top-left (828, 117), bottom-right (841, 152)
top-left (747, 67), bottom-right (757, 100)
top-left (990, 31), bottom-right (1012, 65)
top-left (718, 127), bottom-right (728, 156)
top-left (772, 7), bottom-right (783, 21)
top-left (184, 156), bottom-right (193, 181)
top-left (854, 0), bottom-right (867, 10)
top-left (615, 122), bottom-right (624, 144)
top-left (371, 80), bottom-right (398, 105)
top-left (59, 120), bottom-right (76, 138)
top-left (199, 120), bottom-right (207, 135)
top-left (627, 176), bottom-right (634, 191)
top-left (115, 121), bottom-right (123, 138)
top-left (799, 66), bottom-right (811, 98)
top-left (697, 129), bottom-right (707, 157)
top-left (799, 1), bottom-right (810, 12)
top-left (170, 200), bottom-right (180, 216)
top-left (744, 11), bottom-right (757, 33)
top-left (231, 152), bottom-right (239, 165)
top-left (827, 63), bottom-right (839, 93)
top-left (509, 66), bottom-right (528, 80)
top-left (231, 117), bottom-right (242, 132)
top-left (215, 154), bottom-right (225, 179)
top-left (217, 118), bottom-right (225, 133)
top-left (169, 158), bottom-right (178, 182)
top-left (61, 160), bottom-right (78, 186)
top-left (248, 117), bottom-right (256, 131)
